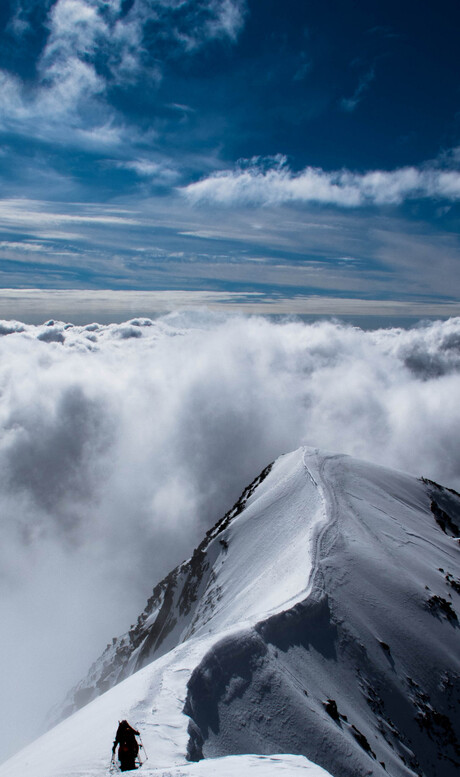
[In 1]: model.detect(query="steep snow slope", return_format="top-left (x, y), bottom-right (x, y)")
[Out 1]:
top-left (1, 448), bottom-right (459, 777)
top-left (185, 453), bottom-right (460, 777)
top-left (57, 452), bottom-right (322, 719)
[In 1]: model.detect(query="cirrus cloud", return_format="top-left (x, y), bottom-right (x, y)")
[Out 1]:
top-left (0, 0), bottom-right (247, 147)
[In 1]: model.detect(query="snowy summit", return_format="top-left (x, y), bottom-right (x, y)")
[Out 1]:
top-left (1, 447), bottom-right (459, 777)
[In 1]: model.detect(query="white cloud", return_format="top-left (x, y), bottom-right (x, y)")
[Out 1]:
top-left (0, 2), bottom-right (128, 143)
top-left (41, 56), bottom-right (105, 112)
top-left (204, 0), bottom-right (246, 42)
top-left (6, 0), bottom-right (54, 38)
top-left (0, 198), bottom-right (140, 228)
top-left (43, 0), bottom-right (107, 59)
top-left (117, 158), bottom-right (180, 182)
top-left (0, 241), bottom-right (49, 253)
top-left (182, 156), bottom-right (460, 207)
top-left (0, 0), bottom-right (247, 147)
top-left (340, 67), bottom-right (375, 113)
top-left (0, 195), bottom-right (457, 300)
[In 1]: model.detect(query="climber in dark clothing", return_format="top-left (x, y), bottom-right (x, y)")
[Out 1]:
top-left (112, 720), bottom-right (140, 771)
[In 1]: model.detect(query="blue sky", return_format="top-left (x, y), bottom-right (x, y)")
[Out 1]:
top-left (0, 0), bottom-right (459, 316)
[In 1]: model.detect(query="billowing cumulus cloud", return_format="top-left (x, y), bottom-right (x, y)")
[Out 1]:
top-left (1, 311), bottom-right (460, 758)
top-left (182, 155), bottom-right (460, 207)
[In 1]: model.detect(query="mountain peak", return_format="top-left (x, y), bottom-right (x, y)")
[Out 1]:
top-left (1, 447), bottom-right (459, 777)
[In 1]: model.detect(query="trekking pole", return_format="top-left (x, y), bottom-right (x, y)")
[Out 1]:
top-left (138, 733), bottom-right (148, 762)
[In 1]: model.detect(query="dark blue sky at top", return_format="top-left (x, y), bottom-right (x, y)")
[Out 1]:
top-left (153, 0), bottom-right (459, 170)
top-left (0, 0), bottom-right (458, 314)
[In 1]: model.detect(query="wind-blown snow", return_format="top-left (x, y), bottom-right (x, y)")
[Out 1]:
top-left (0, 447), bottom-right (458, 777)
top-left (1, 312), bottom-right (460, 758)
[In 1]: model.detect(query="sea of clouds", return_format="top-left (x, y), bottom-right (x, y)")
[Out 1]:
top-left (1, 311), bottom-right (460, 760)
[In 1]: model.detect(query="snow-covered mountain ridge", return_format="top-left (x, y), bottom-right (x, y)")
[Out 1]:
top-left (1, 447), bottom-right (459, 777)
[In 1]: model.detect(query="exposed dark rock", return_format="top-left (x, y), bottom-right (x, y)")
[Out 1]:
top-left (445, 573), bottom-right (460, 594)
top-left (425, 595), bottom-right (458, 625)
top-left (408, 678), bottom-right (460, 763)
top-left (350, 725), bottom-right (376, 759)
top-left (429, 500), bottom-right (459, 536)
top-left (324, 698), bottom-right (340, 722)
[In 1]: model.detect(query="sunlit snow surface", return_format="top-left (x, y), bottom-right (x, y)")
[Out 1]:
top-left (1, 446), bottom-right (458, 777)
